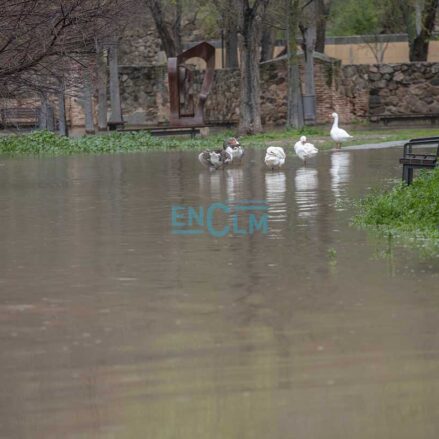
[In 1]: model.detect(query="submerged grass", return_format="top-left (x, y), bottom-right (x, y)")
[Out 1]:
top-left (0, 128), bottom-right (327, 156)
top-left (0, 130), bottom-right (227, 155)
top-left (354, 168), bottom-right (439, 246)
top-left (2, 126), bottom-right (439, 156)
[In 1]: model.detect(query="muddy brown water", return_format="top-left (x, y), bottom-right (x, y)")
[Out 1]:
top-left (0, 148), bottom-right (438, 438)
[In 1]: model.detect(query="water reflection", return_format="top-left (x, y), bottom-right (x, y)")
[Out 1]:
top-left (225, 168), bottom-right (244, 202)
top-left (264, 171), bottom-right (287, 238)
top-left (294, 167), bottom-right (319, 220)
top-left (0, 149), bottom-right (439, 438)
top-left (199, 171), bottom-right (223, 199)
top-left (330, 151), bottom-right (351, 203)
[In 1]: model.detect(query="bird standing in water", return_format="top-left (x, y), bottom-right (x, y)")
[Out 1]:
top-left (294, 136), bottom-right (318, 165)
top-left (223, 137), bottom-right (244, 162)
top-left (264, 146), bottom-right (286, 170)
top-left (198, 149), bottom-right (232, 170)
top-left (330, 112), bottom-right (353, 149)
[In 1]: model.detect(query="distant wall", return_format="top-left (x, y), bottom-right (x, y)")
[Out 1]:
top-left (6, 60), bottom-right (439, 130)
top-left (118, 54), bottom-right (368, 127)
top-left (342, 63), bottom-right (439, 119)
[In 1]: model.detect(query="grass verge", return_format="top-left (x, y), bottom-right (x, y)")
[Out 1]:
top-left (354, 168), bottom-right (439, 245)
top-left (1, 126), bottom-right (439, 156)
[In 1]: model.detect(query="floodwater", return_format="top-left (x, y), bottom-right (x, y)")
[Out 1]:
top-left (0, 147), bottom-right (438, 439)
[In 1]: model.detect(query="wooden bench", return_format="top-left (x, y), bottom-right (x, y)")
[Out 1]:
top-left (205, 120), bottom-right (236, 129)
top-left (399, 136), bottom-right (439, 185)
top-left (0, 107), bottom-right (40, 128)
top-left (371, 113), bottom-right (439, 126)
top-left (107, 121), bottom-right (126, 131)
top-left (117, 125), bottom-right (201, 139)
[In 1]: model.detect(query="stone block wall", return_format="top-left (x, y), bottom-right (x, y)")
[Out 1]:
top-left (365, 63), bottom-right (439, 117)
top-left (119, 66), bottom-right (169, 125)
top-left (119, 28), bottom-right (163, 66)
top-left (117, 54), bottom-right (367, 127)
top-left (9, 59), bottom-right (439, 130)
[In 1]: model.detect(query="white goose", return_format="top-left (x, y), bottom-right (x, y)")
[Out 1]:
top-left (264, 146), bottom-right (286, 170)
top-left (294, 136), bottom-right (318, 165)
top-left (223, 137), bottom-right (244, 161)
top-left (330, 112), bottom-right (353, 149)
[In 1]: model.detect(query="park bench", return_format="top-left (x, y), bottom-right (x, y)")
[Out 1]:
top-left (205, 120), bottom-right (235, 129)
top-left (0, 107), bottom-right (40, 129)
top-left (371, 113), bottom-right (439, 126)
top-left (117, 125), bottom-right (201, 138)
top-left (107, 121), bottom-right (126, 131)
top-left (399, 136), bottom-right (439, 185)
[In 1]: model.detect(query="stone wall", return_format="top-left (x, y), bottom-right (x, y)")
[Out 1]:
top-left (118, 54), bottom-right (367, 127)
top-left (119, 28), bottom-right (163, 66)
top-left (119, 66), bottom-right (169, 125)
top-left (11, 59), bottom-right (439, 130)
top-left (345, 63), bottom-right (439, 118)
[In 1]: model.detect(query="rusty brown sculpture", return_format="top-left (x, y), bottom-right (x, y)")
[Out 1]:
top-left (168, 42), bottom-right (215, 127)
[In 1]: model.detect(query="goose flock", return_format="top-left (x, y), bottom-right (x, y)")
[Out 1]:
top-left (198, 112), bottom-right (352, 170)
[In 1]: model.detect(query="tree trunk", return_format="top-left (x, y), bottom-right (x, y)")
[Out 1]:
top-left (222, 0), bottom-right (239, 68)
top-left (226, 30), bottom-right (239, 68)
top-left (39, 94), bottom-right (48, 130)
top-left (96, 40), bottom-right (108, 131)
top-left (174, 0), bottom-right (183, 54)
top-left (411, 0), bottom-right (439, 61)
top-left (58, 82), bottom-right (68, 136)
top-left (303, 25), bottom-right (316, 124)
top-left (82, 72), bottom-right (95, 134)
top-left (108, 39), bottom-right (123, 125)
top-left (146, 0), bottom-right (179, 57)
top-left (260, 25), bottom-right (274, 62)
top-left (402, 0), bottom-right (439, 62)
top-left (46, 104), bottom-right (55, 132)
top-left (286, 0), bottom-right (304, 129)
top-left (315, 0), bottom-right (331, 54)
top-left (238, 1), bottom-right (264, 135)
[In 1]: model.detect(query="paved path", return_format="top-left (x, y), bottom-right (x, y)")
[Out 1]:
top-left (342, 140), bottom-right (406, 151)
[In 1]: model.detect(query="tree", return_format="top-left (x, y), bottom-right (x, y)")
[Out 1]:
top-left (144, 0), bottom-right (182, 57)
top-left (329, 0), bottom-right (439, 62)
top-left (329, 0), bottom-right (401, 63)
top-left (260, 1), bottom-right (275, 62)
top-left (286, 0), bottom-right (304, 128)
top-left (236, 0), bottom-right (269, 135)
top-left (0, 0), bottom-right (124, 92)
top-left (144, 0), bottom-right (206, 57)
top-left (300, 0), bottom-right (318, 124)
top-left (315, 0), bottom-right (332, 53)
top-left (400, 0), bottom-right (439, 61)
top-left (213, 0), bottom-right (240, 68)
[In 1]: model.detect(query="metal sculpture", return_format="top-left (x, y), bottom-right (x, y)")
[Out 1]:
top-left (168, 42), bottom-right (215, 127)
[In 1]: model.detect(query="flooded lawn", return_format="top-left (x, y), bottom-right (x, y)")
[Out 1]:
top-left (0, 147), bottom-right (438, 438)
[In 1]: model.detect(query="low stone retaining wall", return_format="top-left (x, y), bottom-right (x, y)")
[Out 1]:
top-left (6, 59), bottom-right (439, 130)
top-left (119, 54), bottom-right (368, 127)
top-left (352, 63), bottom-right (439, 117)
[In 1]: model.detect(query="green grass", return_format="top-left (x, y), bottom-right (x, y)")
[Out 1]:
top-left (354, 168), bottom-right (439, 244)
top-left (0, 130), bottom-right (230, 155)
top-left (2, 126), bottom-right (439, 156)
top-left (243, 126), bottom-right (439, 150)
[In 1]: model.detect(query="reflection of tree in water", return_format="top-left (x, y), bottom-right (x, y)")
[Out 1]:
top-left (198, 171), bottom-right (223, 199)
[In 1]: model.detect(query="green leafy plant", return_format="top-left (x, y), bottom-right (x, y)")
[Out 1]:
top-left (354, 169), bottom-right (439, 243)
top-left (2, 127), bottom-right (439, 156)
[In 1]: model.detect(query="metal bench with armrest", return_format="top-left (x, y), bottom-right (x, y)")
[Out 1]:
top-left (399, 136), bottom-right (439, 185)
